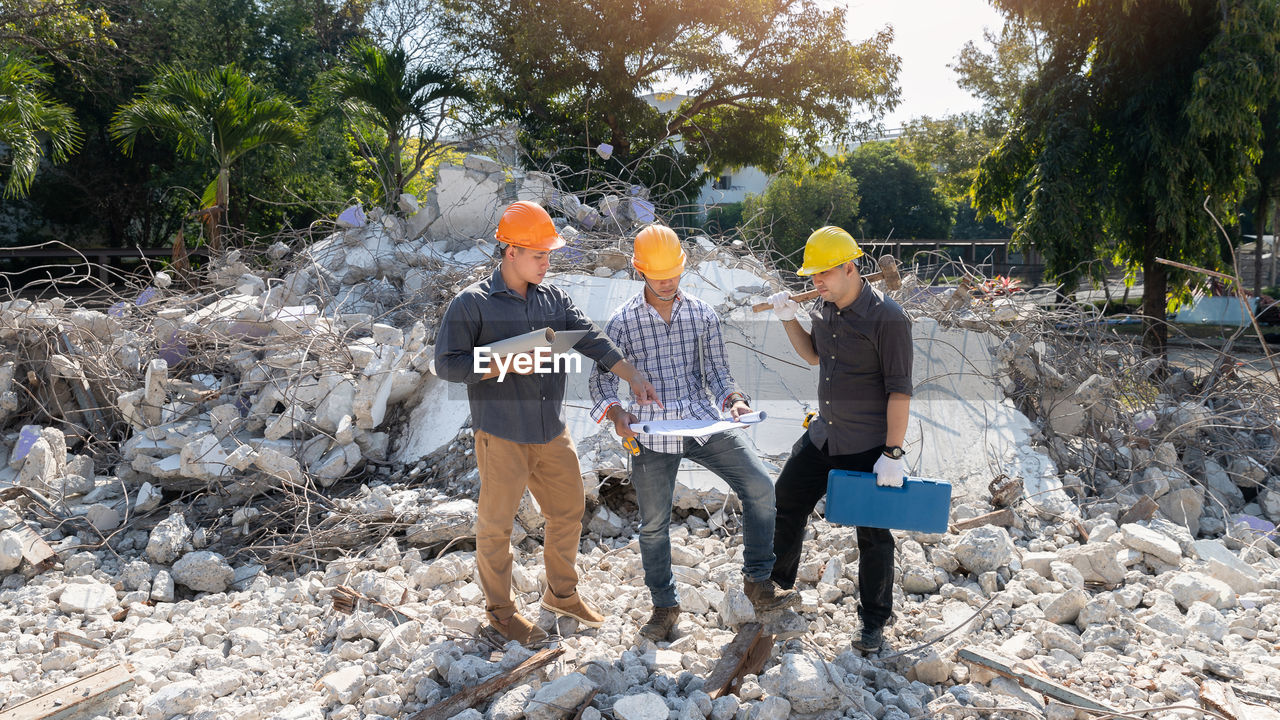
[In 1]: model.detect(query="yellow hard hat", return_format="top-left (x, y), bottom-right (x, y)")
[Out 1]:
top-left (797, 226), bottom-right (863, 276)
top-left (631, 224), bottom-right (686, 279)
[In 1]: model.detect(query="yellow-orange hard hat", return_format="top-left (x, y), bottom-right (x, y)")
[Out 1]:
top-left (797, 225), bottom-right (863, 276)
top-left (631, 224), bottom-right (686, 280)
top-left (495, 201), bottom-right (565, 250)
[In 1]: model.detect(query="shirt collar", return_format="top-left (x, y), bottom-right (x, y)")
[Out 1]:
top-left (825, 283), bottom-right (876, 318)
top-left (486, 265), bottom-right (546, 300)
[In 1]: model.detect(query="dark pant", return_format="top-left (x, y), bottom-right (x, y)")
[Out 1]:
top-left (771, 430), bottom-right (896, 630)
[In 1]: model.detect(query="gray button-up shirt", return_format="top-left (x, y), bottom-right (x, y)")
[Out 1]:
top-left (807, 284), bottom-right (913, 455)
top-left (434, 267), bottom-right (623, 444)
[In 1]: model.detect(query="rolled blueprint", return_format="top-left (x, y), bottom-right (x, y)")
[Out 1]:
top-left (482, 327), bottom-right (554, 356)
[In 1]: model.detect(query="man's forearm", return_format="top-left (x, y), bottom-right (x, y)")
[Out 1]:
top-left (782, 319), bottom-right (819, 365)
top-left (885, 392), bottom-right (910, 447)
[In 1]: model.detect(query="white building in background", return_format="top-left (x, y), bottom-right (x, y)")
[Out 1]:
top-left (640, 92), bottom-right (902, 213)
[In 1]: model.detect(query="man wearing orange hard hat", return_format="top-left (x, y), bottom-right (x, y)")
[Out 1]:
top-left (589, 223), bottom-right (798, 642)
top-left (435, 201), bottom-right (661, 646)
top-left (767, 225), bottom-right (913, 653)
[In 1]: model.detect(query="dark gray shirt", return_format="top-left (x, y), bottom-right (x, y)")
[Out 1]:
top-left (807, 284), bottom-right (913, 455)
top-left (434, 267), bottom-right (623, 444)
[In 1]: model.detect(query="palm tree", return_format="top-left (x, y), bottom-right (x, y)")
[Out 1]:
top-left (110, 64), bottom-right (305, 252)
top-left (331, 41), bottom-right (477, 207)
top-left (0, 52), bottom-right (82, 198)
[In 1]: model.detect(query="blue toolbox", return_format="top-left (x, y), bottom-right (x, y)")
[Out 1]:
top-left (825, 470), bottom-right (952, 533)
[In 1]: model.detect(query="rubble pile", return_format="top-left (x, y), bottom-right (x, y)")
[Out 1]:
top-left (1, 155), bottom-right (1279, 720)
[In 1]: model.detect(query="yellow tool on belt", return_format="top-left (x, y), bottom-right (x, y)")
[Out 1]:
top-left (803, 411), bottom-right (817, 428)
top-left (623, 437), bottom-right (639, 455)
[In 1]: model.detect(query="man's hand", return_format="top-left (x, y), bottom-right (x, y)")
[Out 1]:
top-left (629, 369), bottom-right (662, 407)
top-left (728, 401), bottom-right (753, 420)
top-left (768, 291), bottom-right (800, 322)
top-left (607, 406), bottom-right (639, 439)
top-left (873, 454), bottom-right (905, 488)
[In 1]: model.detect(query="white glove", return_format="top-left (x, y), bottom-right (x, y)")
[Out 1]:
top-left (769, 291), bottom-right (800, 321)
top-left (873, 454), bottom-right (905, 487)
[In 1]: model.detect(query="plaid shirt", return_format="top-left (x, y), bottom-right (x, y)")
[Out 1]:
top-left (589, 291), bottom-right (746, 454)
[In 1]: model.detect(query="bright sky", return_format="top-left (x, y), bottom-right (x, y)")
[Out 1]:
top-left (840, 0), bottom-right (1007, 128)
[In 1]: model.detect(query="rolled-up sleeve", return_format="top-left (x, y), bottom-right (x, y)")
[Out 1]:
top-left (434, 296), bottom-right (485, 385)
top-left (879, 313), bottom-right (914, 396)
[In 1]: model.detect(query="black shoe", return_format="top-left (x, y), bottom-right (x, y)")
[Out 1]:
top-left (744, 578), bottom-right (800, 613)
top-left (853, 626), bottom-right (883, 652)
top-left (640, 606), bottom-right (681, 642)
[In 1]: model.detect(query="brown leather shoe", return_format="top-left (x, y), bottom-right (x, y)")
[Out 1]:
top-left (540, 590), bottom-right (605, 628)
top-left (639, 605), bottom-right (682, 642)
top-left (486, 612), bottom-right (548, 645)
top-left (743, 578), bottom-right (800, 612)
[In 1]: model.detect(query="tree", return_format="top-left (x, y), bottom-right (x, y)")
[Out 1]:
top-left (743, 168), bottom-right (859, 271)
top-left (972, 0), bottom-right (1280, 355)
top-left (110, 64), bottom-right (306, 251)
top-left (950, 19), bottom-right (1046, 135)
top-left (0, 51), bottom-right (82, 197)
top-left (329, 40), bottom-right (478, 207)
top-left (841, 142), bottom-right (952, 240)
top-left (444, 0), bottom-right (900, 181)
top-left (0, 0), bottom-right (114, 73)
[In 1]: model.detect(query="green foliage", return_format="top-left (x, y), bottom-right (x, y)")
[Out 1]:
top-left (898, 114), bottom-right (997, 203)
top-left (973, 0), bottom-right (1280, 353)
top-left (445, 0), bottom-right (900, 200)
top-left (840, 142), bottom-right (952, 240)
top-left (950, 19), bottom-right (1045, 134)
top-left (0, 51), bottom-right (81, 197)
top-left (111, 63), bottom-right (307, 248)
top-left (704, 202), bottom-right (745, 235)
top-left (328, 40), bottom-right (477, 207)
top-left (743, 168), bottom-right (859, 270)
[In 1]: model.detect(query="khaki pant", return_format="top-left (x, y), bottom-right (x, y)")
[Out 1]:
top-left (473, 428), bottom-right (585, 620)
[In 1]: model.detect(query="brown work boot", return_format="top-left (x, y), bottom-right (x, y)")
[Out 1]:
top-left (639, 606), bottom-right (682, 642)
top-left (540, 589), bottom-right (605, 628)
top-left (743, 578), bottom-right (800, 613)
top-left (486, 612), bottom-right (548, 646)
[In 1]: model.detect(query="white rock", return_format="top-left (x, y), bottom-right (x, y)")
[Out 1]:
top-left (151, 570), bottom-right (175, 602)
top-left (717, 589), bottom-right (755, 626)
top-left (759, 653), bottom-right (838, 713)
top-left (953, 526), bottom-right (1018, 574)
top-left (58, 582), bottom-right (116, 614)
top-left (1190, 539), bottom-right (1261, 594)
top-left (1166, 572), bottom-right (1235, 610)
top-left (1184, 601), bottom-right (1228, 642)
top-left (1120, 523), bottom-right (1182, 565)
top-left (0, 529), bottom-right (23, 572)
top-left (135, 481), bottom-right (162, 513)
top-left (85, 503), bottom-right (120, 531)
top-left (1058, 544), bottom-right (1126, 586)
top-left (146, 512), bottom-right (191, 565)
top-left (614, 692), bottom-right (669, 720)
top-left (318, 665), bottom-right (366, 704)
top-left (143, 679), bottom-right (204, 719)
top-left (911, 646), bottom-right (954, 684)
top-left (1042, 588), bottom-right (1088, 625)
top-left (230, 627), bottom-right (272, 657)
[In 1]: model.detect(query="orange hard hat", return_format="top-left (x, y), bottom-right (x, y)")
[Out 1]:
top-left (631, 224), bottom-right (686, 279)
top-left (495, 201), bottom-right (565, 250)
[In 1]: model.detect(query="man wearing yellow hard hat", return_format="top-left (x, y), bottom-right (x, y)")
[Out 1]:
top-left (435, 201), bottom-right (661, 646)
top-left (766, 225), bottom-right (913, 653)
top-left (589, 223), bottom-right (798, 642)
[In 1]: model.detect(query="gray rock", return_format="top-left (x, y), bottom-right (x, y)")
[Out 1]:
top-left (1203, 460), bottom-right (1245, 511)
top-left (1227, 456), bottom-right (1267, 489)
top-left (709, 695), bottom-right (738, 720)
top-left (1041, 588), bottom-right (1088, 625)
top-left (1259, 481), bottom-right (1280, 524)
top-left (151, 569), bottom-right (175, 602)
top-left (911, 646), bottom-right (953, 685)
top-left (489, 683), bottom-right (535, 720)
top-left (1058, 544), bottom-right (1126, 586)
top-left (953, 527), bottom-right (1018, 574)
top-left (1158, 488), bottom-right (1203, 536)
top-left (526, 673), bottom-right (595, 720)
top-left (745, 696), bottom-right (790, 720)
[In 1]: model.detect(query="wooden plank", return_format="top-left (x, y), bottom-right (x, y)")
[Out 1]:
top-left (9, 522), bottom-right (54, 568)
top-left (703, 622), bottom-right (764, 700)
top-left (958, 648), bottom-right (1117, 713)
top-left (407, 646), bottom-right (564, 720)
top-left (54, 631), bottom-right (104, 650)
top-left (1119, 495), bottom-right (1159, 525)
top-left (951, 508), bottom-right (1015, 532)
top-left (0, 663), bottom-right (134, 720)
top-left (724, 632), bottom-right (775, 697)
top-left (1200, 680), bottom-right (1244, 720)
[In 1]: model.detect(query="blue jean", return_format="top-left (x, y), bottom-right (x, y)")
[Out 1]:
top-left (630, 428), bottom-right (778, 608)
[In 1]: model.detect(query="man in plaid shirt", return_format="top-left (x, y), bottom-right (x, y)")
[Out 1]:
top-left (589, 224), bottom-right (798, 642)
